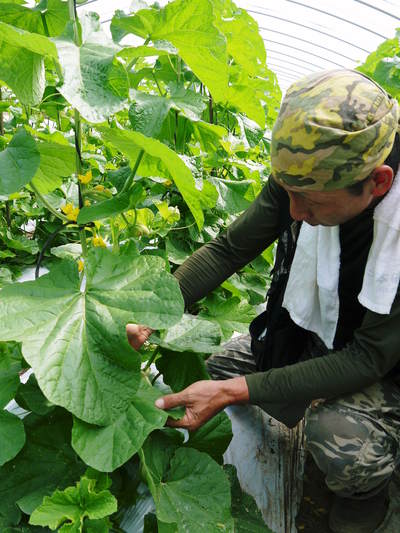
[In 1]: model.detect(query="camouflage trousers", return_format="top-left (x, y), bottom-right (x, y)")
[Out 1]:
top-left (207, 334), bottom-right (400, 499)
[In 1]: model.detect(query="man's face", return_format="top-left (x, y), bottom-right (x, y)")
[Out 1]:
top-left (276, 178), bottom-right (375, 226)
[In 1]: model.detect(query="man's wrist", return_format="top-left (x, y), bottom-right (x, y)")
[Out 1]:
top-left (218, 376), bottom-right (250, 407)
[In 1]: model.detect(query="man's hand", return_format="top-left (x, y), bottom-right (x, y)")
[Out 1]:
top-left (126, 323), bottom-right (154, 351)
top-left (154, 377), bottom-right (249, 431)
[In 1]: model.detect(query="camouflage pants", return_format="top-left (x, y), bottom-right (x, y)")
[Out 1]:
top-left (207, 334), bottom-right (400, 498)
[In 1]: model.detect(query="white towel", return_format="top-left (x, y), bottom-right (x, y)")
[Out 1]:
top-left (359, 169), bottom-right (400, 313)
top-left (282, 168), bottom-right (400, 348)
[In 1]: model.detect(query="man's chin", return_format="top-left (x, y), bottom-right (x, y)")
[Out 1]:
top-left (305, 219), bottom-right (337, 227)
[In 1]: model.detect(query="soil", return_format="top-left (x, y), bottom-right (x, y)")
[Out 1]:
top-left (295, 454), bottom-right (333, 533)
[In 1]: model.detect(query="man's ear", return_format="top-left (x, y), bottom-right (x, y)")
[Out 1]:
top-left (370, 165), bottom-right (394, 197)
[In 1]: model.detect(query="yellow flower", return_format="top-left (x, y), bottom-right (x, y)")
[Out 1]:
top-left (78, 260), bottom-right (84, 272)
top-left (61, 203), bottom-right (73, 214)
top-left (84, 199), bottom-right (91, 207)
top-left (93, 236), bottom-right (106, 248)
top-left (78, 170), bottom-right (92, 184)
top-left (94, 184), bottom-right (105, 192)
top-left (61, 203), bottom-right (80, 222)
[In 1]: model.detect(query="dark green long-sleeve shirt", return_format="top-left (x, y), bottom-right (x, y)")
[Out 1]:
top-left (174, 178), bottom-right (400, 423)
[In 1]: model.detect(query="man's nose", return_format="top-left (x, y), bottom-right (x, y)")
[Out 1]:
top-left (288, 192), bottom-right (310, 221)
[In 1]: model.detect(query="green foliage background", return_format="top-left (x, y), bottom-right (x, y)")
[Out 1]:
top-left (0, 0), bottom-right (397, 530)
top-left (0, 0), bottom-right (279, 530)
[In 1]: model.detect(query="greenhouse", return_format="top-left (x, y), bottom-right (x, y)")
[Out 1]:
top-left (1, 0), bottom-right (400, 532)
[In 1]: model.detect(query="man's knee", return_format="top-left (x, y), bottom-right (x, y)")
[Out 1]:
top-left (304, 403), bottom-right (397, 496)
top-left (305, 403), bottom-right (370, 454)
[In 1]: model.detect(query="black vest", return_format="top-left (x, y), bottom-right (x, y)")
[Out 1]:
top-left (250, 207), bottom-right (375, 371)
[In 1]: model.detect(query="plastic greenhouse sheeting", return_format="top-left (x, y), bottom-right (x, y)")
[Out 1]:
top-left (77, 0), bottom-right (400, 92)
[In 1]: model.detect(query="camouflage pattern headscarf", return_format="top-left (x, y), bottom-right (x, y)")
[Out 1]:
top-left (271, 69), bottom-right (400, 191)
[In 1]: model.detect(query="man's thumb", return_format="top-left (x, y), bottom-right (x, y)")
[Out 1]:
top-left (155, 393), bottom-right (184, 410)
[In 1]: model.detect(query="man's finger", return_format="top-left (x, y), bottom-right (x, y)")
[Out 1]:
top-left (155, 392), bottom-right (186, 410)
top-left (166, 415), bottom-right (188, 429)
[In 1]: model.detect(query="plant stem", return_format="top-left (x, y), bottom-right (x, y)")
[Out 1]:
top-left (152, 71), bottom-right (164, 96)
top-left (127, 37), bottom-right (150, 71)
top-left (208, 92), bottom-right (214, 124)
top-left (68, 0), bottom-right (82, 46)
top-left (110, 219), bottom-right (120, 254)
top-left (74, 111), bottom-right (83, 188)
top-left (2, 87), bottom-right (11, 229)
top-left (30, 182), bottom-right (69, 222)
top-left (138, 447), bottom-right (157, 496)
top-left (35, 223), bottom-right (70, 279)
top-left (151, 372), bottom-right (161, 385)
top-left (67, 0), bottom-right (88, 259)
top-left (79, 228), bottom-right (88, 257)
top-left (41, 12), bottom-right (50, 37)
top-left (174, 110), bottom-right (178, 149)
top-left (72, 109), bottom-right (88, 256)
top-left (5, 202), bottom-right (11, 228)
top-left (120, 149), bottom-right (145, 194)
top-left (177, 56), bottom-right (181, 83)
top-left (56, 107), bottom-right (62, 132)
top-left (0, 87), bottom-right (4, 136)
top-left (121, 212), bottom-right (131, 228)
top-left (143, 348), bottom-right (159, 372)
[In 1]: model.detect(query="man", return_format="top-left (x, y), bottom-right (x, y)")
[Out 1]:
top-left (127, 69), bottom-right (400, 533)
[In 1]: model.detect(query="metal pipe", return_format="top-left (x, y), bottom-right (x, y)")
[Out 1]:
top-left (286, 0), bottom-right (387, 39)
top-left (259, 27), bottom-right (357, 62)
top-left (247, 9), bottom-right (370, 53)
top-left (264, 38), bottom-right (346, 67)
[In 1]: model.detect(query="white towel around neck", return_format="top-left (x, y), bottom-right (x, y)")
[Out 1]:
top-left (282, 167), bottom-right (400, 349)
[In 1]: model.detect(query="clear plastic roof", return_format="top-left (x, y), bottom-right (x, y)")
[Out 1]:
top-left (78, 0), bottom-right (400, 94)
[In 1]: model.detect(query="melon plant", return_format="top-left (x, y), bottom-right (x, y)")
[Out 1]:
top-left (0, 0), bottom-right (279, 530)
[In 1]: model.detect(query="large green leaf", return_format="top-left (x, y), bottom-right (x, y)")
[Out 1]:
top-left (358, 32), bottom-right (400, 100)
top-left (31, 140), bottom-right (76, 194)
top-left (0, 21), bottom-right (58, 57)
top-left (156, 349), bottom-right (209, 392)
top-left (0, 410), bottom-right (25, 466)
top-left (0, 410), bottom-right (85, 526)
top-left (129, 91), bottom-right (171, 138)
top-left (54, 14), bottom-right (129, 123)
top-left (199, 294), bottom-right (256, 340)
top-left (141, 431), bottom-right (234, 532)
top-left (209, 177), bottom-right (255, 215)
top-left (0, 43), bottom-right (45, 105)
top-left (38, 0), bottom-right (70, 37)
top-left (99, 126), bottom-right (204, 229)
top-left (168, 83), bottom-right (207, 121)
top-left (212, 0), bottom-right (269, 127)
top-left (77, 190), bottom-right (133, 224)
top-left (111, 0), bottom-right (229, 102)
top-left (191, 121), bottom-right (227, 153)
top-left (29, 474), bottom-right (117, 530)
top-left (0, 21), bottom-right (57, 104)
top-left (15, 374), bottom-right (55, 416)
top-left (0, 128), bottom-right (40, 195)
top-left (0, 343), bottom-right (21, 409)
top-left (71, 378), bottom-right (170, 472)
top-left (224, 465), bottom-right (270, 532)
top-left (3, 526), bottom-right (51, 533)
top-left (186, 412), bottom-right (232, 464)
top-left (128, 85), bottom-right (206, 141)
top-left (0, 2), bottom-right (42, 34)
top-left (0, 248), bottom-right (184, 425)
top-left (151, 314), bottom-right (222, 353)
top-left (1, 230), bottom-right (39, 255)
top-left (0, 0), bottom-right (69, 37)
top-left (213, 0), bottom-right (266, 78)
top-left (117, 44), bottom-right (171, 63)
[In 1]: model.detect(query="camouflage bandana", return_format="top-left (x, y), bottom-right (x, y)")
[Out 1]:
top-left (271, 69), bottom-right (400, 191)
